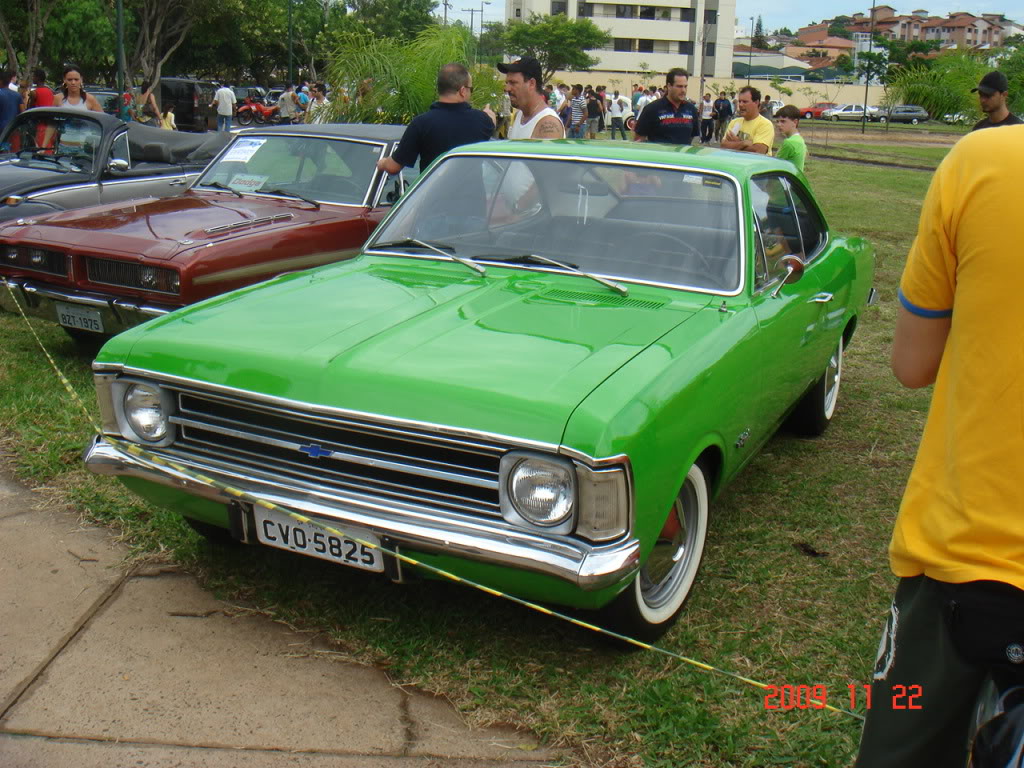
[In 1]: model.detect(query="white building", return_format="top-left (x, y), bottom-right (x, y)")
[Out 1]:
top-left (504, 0), bottom-right (737, 80)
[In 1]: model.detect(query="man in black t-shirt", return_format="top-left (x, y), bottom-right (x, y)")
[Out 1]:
top-left (971, 71), bottom-right (1022, 131)
top-left (377, 63), bottom-right (495, 175)
top-left (633, 68), bottom-right (698, 145)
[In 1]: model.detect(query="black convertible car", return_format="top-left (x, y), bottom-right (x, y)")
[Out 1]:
top-left (0, 108), bottom-right (229, 223)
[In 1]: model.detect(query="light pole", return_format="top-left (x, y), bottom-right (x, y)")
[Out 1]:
top-left (116, 0), bottom-right (126, 121)
top-left (747, 16), bottom-right (754, 85)
top-left (463, 7), bottom-right (478, 36)
top-left (288, 0), bottom-right (294, 87)
top-left (861, 4), bottom-right (876, 135)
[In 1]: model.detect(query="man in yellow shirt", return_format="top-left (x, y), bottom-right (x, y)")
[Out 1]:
top-left (855, 125), bottom-right (1024, 766)
top-left (720, 86), bottom-right (773, 155)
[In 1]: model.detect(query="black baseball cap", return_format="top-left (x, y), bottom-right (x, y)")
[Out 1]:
top-left (972, 71), bottom-right (1009, 96)
top-left (497, 57), bottom-right (543, 85)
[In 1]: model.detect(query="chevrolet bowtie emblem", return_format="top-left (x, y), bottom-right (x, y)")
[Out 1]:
top-left (298, 443), bottom-right (333, 459)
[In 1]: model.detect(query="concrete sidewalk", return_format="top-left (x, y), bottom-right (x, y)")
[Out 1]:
top-left (0, 468), bottom-right (561, 767)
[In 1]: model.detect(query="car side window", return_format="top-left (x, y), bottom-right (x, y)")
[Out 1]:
top-left (109, 132), bottom-right (130, 165)
top-left (784, 178), bottom-right (826, 261)
top-left (750, 175), bottom-right (801, 286)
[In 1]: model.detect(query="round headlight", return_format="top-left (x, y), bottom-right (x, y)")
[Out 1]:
top-left (508, 458), bottom-right (574, 526)
top-left (5, 247), bottom-right (17, 261)
top-left (29, 248), bottom-right (45, 265)
top-left (123, 383), bottom-right (167, 441)
top-left (140, 266), bottom-right (157, 288)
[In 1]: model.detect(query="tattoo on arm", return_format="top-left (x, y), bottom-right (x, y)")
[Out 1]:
top-left (533, 116), bottom-right (564, 138)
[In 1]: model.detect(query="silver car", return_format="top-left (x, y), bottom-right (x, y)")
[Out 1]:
top-left (0, 108), bottom-right (229, 223)
top-left (822, 104), bottom-right (881, 122)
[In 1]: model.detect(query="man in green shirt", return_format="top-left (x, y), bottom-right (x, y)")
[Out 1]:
top-left (774, 105), bottom-right (807, 172)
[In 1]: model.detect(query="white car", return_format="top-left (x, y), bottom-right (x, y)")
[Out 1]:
top-left (822, 103), bottom-right (881, 122)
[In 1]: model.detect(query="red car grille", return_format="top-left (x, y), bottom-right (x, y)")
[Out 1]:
top-left (85, 257), bottom-right (179, 294)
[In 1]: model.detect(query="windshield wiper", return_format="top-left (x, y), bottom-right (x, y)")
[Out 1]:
top-left (25, 152), bottom-right (73, 172)
top-left (259, 187), bottom-right (321, 210)
top-left (371, 237), bottom-right (486, 276)
top-left (197, 181), bottom-right (243, 198)
top-left (486, 253), bottom-right (627, 296)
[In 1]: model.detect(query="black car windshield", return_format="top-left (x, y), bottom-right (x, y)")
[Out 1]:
top-left (195, 135), bottom-right (384, 206)
top-left (0, 114), bottom-right (102, 172)
top-left (367, 155), bottom-right (742, 293)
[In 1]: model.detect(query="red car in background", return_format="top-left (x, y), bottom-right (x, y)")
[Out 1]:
top-left (0, 123), bottom-right (409, 344)
top-left (801, 103), bottom-right (839, 120)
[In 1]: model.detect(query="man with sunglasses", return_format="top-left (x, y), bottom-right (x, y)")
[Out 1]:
top-left (377, 62), bottom-right (495, 175)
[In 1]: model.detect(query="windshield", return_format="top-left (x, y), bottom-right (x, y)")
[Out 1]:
top-left (195, 135), bottom-right (384, 206)
top-left (367, 155), bottom-right (742, 292)
top-left (0, 113), bottom-right (102, 172)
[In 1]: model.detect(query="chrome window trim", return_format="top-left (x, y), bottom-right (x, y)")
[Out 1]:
top-left (363, 151), bottom-right (747, 297)
top-left (26, 182), bottom-right (98, 200)
top-left (92, 364), bottom-right (562, 454)
top-left (191, 133), bottom-right (388, 208)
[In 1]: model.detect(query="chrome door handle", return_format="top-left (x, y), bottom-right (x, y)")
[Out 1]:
top-left (168, 178), bottom-right (186, 186)
top-left (809, 292), bottom-right (833, 303)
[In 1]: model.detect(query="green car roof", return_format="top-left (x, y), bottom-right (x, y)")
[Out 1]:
top-left (446, 138), bottom-right (802, 182)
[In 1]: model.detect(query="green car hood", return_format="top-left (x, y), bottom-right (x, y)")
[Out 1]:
top-left (118, 255), bottom-right (707, 445)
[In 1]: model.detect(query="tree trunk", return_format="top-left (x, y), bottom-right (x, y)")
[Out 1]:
top-left (24, 0), bottom-right (60, 79)
top-left (125, 0), bottom-right (196, 105)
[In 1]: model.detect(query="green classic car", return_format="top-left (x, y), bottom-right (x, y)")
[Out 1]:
top-left (84, 140), bottom-right (874, 641)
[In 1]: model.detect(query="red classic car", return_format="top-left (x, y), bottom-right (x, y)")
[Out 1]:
top-left (0, 123), bottom-right (407, 342)
top-left (801, 102), bottom-right (839, 120)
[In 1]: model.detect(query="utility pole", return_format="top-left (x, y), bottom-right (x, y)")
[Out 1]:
top-left (443, 0), bottom-right (452, 24)
top-left (116, 0), bottom-right (127, 121)
top-left (288, 0), bottom-right (294, 86)
top-left (747, 16), bottom-right (754, 85)
top-left (862, 4), bottom-right (876, 135)
top-left (463, 7), bottom-right (478, 35)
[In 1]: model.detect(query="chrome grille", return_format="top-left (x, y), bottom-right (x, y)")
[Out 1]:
top-left (166, 387), bottom-right (504, 519)
top-left (86, 257), bottom-right (178, 294)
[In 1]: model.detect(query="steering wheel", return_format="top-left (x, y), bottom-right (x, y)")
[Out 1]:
top-left (632, 231), bottom-right (714, 275)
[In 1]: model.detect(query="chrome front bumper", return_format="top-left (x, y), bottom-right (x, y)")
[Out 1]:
top-left (0, 277), bottom-right (174, 334)
top-left (83, 436), bottom-right (641, 591)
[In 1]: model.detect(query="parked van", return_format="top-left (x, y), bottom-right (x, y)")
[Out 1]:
top-left (159, 78), bottom-right (217, 132)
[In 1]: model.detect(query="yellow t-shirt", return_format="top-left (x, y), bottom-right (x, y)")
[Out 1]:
top-left (727, 115), bottom-right (774, 155)
top-left (890, 124), bottom-right (1024, 588)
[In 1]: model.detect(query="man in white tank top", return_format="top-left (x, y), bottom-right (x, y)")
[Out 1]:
top-left (498, 57), bottom-right (564, 139)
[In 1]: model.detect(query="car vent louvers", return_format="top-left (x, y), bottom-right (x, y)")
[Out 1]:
top-left (165, 388), bottom-right (505, 520)
top-left (540, 289), bottom-right (666, 310)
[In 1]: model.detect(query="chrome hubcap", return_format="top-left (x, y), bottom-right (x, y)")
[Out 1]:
top-left (823, 342), bottom-right (842, 418)
top-left (640, 483), bottom-right (699, 610)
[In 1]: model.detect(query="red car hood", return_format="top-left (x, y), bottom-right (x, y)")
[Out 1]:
top-left (2, 192), bottom-right (352, 261)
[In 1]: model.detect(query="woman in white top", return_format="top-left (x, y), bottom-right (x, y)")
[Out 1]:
top-left (52, 66), bottom-right (103, 112)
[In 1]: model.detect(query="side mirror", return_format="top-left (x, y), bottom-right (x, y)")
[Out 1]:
top-left (770, 255), bottom-right (806, 298)
top-left (107, 158), bottom-right (129, 173)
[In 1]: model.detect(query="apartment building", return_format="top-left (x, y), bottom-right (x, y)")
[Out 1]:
top-left (797, 7), bottom-right (1019, 49)
top-left (504, 0), bottom-right (737, 79)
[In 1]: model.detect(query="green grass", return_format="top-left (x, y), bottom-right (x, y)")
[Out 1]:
top-left (0, 159), bottom-right (934, 767)
top-left (807, 142), bottom-right (951, 169)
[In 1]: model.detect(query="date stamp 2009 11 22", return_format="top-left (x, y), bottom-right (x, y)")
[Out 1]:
top-left (763, 684), bottom-right (923, 711)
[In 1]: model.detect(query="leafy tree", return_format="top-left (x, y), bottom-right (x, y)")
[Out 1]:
top-left (871, 36), bottom-right (939, 70)
top-left (834, 53), bottom-right (854, 74)
top-left (1004, 34), bottom-right (1024, 50)
top-left (42, 0), bottom-right (115, 83)
top-left (828, 15), bottom-right (853, 39)
top-left (346, 0), bottom-right (437, 41)
top-left (478, 21), bottom-right (507, 63)
top-left (504, 13), bottom-right (611, 81)
top-left (885, 50), bottom-right (999, 120)
top-left (856, 50), bottom-right (888, 84)
top-left (324, 23), bottom-right (504, 124)
top-left (0, 0), bottom-right (60, 79)
top-left (775, 27), bottom-right (793, 36)
top-left (751, 15), bottom-right (767, 49)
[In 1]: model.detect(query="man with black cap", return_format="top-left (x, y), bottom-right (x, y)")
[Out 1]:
top-left (498, 57), bottom-right (564, 139)
top-left (377, 62), bottom-right (494, 175)
top-left (972, 71), bottom-right (1021, 131)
